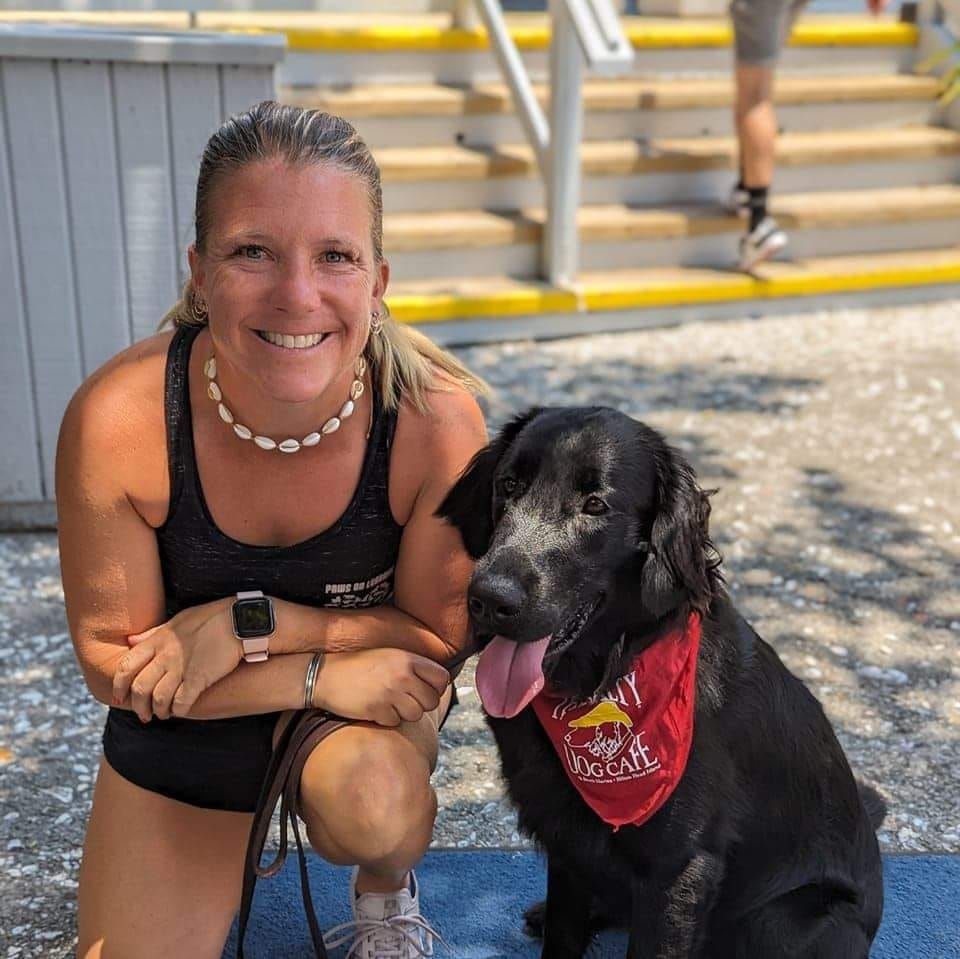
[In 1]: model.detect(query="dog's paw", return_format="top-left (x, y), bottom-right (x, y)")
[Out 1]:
top-left (522, 899), bottom-right (546, 939)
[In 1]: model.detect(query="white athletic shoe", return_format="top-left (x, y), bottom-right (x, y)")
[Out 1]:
top-left (738, 216), bottom-right (788, 272)
top-left (322, 868), bottom-right (445, 958)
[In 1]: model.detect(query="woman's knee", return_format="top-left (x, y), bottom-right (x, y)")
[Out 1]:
top-left (299, 728), bottom-right (437, 861)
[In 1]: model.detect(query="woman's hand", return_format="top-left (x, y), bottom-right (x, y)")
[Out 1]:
top-left (113, 598), bottom-right (242, 722)
top-left (312, 648), bottom-right (451, 727)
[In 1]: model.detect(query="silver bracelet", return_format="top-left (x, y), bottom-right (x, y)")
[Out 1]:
top-left (303, 651), bottom-right (324, 709)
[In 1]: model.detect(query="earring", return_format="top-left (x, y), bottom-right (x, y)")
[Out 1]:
top-left (191, 293), bottom-right (208, 322)
top-left (370, 311), bottom-right (383, 336)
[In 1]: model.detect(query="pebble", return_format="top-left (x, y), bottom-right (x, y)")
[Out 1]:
top-left (857, 666), bottom-right (910, 686)
top-left (43, 787), bottom-right (74, 805)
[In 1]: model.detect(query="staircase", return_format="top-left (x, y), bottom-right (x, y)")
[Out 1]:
top-left (275, 11), bottom-right (960, 339)
top-left (8, 9), bottom-right (957, 340)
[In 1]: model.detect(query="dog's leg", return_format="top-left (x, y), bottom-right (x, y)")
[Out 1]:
top-left (524, 895), bottom-right (624, 940)
top-left (540, 855), bottom-right (593, 959)
top-left (626, 852), bottom-right (724, 959)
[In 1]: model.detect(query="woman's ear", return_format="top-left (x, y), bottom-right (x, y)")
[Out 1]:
top-left (186, 243), bottom-right (204, 295)
top-left (373, 258), bottom-right (389, 309)
top-left (436, 407), bottom-right (542, 559)
top-left (640, 444), bottom-right (720, 618)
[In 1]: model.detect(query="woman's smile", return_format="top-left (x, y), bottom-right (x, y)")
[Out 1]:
top-left (253, 328), bottom-right (337, 352)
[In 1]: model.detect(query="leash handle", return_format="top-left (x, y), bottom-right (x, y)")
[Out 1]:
top-left (237, 711), bottom-right (349, 958)
top-left (236, 642), bottom-right (477, 958)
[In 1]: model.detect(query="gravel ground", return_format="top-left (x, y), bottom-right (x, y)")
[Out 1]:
top-left (2, 298), bottom-right (959, 956)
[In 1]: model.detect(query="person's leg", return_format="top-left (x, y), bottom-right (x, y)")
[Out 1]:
top-left (735, 63), bottom-right (777, 192)
top-left (293, 685), bottom-right (453, 895)
top-left (77, 756), bottom-right (254, 959)
top-left (729, 0), bottom-right (809, 267)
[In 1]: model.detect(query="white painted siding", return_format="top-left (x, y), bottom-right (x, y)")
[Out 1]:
top-left (0, 25), bottom-right (282, 505)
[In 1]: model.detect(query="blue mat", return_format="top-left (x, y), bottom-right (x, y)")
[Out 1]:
top-left (223, 850), bottom-right (960, 958)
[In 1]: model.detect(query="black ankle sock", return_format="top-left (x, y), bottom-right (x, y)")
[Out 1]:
top-left (747, 186), bottom-right (768, 231)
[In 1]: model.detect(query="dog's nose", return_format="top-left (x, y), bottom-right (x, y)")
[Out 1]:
top-left (468, 575), bottom-right (525, 633)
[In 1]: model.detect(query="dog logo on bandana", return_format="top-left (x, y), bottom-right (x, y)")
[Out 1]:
top-left (564, 701), bottom-right (635, 763)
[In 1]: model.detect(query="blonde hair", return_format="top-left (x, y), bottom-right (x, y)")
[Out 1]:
top-left (157, 100), bottom-right (487, 412)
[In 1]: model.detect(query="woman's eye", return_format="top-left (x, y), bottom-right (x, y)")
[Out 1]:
top-left (583, 495), bottom-right (609, 516)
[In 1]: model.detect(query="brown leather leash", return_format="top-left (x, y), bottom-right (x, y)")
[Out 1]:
top-left (236, 644), bottom-right (476, 959)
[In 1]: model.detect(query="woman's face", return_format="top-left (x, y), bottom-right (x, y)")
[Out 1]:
top-left (187, 158), bottom-right (388, 404)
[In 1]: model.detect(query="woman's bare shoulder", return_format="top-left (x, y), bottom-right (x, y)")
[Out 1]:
top-left (396, 374), bottom-right (487, 455)
top-left (60, 329), bottom-right (176, 524)
top-left (72, 328), bottom-right (174, 408)
top-left (390, 373), bottom-right (488, 521)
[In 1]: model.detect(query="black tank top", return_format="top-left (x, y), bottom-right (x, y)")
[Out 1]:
top-left (100, 323), bottom-right (406, 811)
top-left (157, 322), bottom-right (404, 613)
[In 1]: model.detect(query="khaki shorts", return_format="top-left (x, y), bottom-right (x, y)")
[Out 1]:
top-left (730, 0), bottom-right (810, 66)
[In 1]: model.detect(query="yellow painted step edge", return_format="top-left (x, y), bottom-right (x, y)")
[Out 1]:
top-left (391, 285), bottom-right (582, 323)
top-left (0, 12), bottom-right (917, 51)
top-left (389, 256), bottom-right (960, 324)
top-left (237, 19), bottom-right (916, 53)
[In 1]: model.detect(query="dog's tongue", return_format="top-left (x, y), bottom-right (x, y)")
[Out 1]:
top-left (476, 635), bottom-right (551, 718)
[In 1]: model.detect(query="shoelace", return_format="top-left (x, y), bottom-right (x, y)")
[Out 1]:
top-left (322, 912), bottom-right (451, 958)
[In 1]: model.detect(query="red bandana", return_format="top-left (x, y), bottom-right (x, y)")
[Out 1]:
top-left (531, 614), bottom-right (701, 830)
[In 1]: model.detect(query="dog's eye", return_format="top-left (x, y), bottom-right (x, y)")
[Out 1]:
top-left (583, 495), bottom-right (609, 516)
top-left (499, 476), bottom-right (519, 497)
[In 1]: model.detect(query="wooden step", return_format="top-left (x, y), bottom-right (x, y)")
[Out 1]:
top-left (285, 74), bottom-right (940, 120)
top-left (374, 126), bottom-right (960, 182)
top-left (384, 185), bottom-right (960, 252)
top-left (0, 12), bottom-right (918, 52)
top-left (385, 246), bottom-right (960, 325)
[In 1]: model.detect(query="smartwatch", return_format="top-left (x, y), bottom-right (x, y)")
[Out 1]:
top-left (232, 590), bottom-right (275, 663)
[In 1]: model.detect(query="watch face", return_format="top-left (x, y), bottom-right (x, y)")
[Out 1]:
top-left (233, 597), bottom-right (275, 638)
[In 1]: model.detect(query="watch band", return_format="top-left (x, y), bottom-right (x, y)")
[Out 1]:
top-left (234, 589), bottom-right (273, 663)
top-left (241, 636), bottom-right (270, 664)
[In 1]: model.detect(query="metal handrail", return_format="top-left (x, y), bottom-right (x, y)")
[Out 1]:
top-left (915, 0), bottom-right (960, 130)
top-left (462, 0), bottom-right (633, 286)
top-left (474, 0), bottom-right (550, 171)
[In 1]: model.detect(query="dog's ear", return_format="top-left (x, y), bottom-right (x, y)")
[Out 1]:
top-left (640, 445), bottom-right (720, 618)
top-left (436, 407), bottom-right (543, 559)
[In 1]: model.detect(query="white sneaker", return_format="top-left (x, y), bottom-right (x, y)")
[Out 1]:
top-left (322, 868), bottom-right (446, 958)
top-left (738, 216), bottom-right (788, 272)
top-left (727, 183), bottom-right (751, 219)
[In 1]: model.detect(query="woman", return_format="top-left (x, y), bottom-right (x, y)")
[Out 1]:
top-left (55, 101), bottom-right (487, 959)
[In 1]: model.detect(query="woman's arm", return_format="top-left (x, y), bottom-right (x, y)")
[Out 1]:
top-left (56, 368), bottom-right (173, 710)
top-left (55, 360), bottom-right (313, 722)
top-left (268, 598), bottom-right (452, 660)
top-left (169, 650), bottom-right (314, 720)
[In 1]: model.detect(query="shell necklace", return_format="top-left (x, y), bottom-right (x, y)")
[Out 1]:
top-left (203, 353), bottom-right (367, 453)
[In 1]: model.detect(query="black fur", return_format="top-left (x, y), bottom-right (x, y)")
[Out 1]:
top-left (437, 407), bottom-right (885, 959)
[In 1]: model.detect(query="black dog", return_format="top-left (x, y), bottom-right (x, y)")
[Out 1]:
top-left (437, 407), bottom-right (885, 959)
